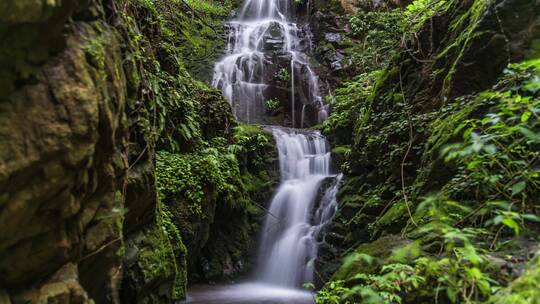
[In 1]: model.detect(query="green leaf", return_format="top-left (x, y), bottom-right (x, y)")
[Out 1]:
top-left (511, 181), bottom-right (527, 196)
top-left (477, 279), bottom-right (491, 295)
top-left (502, 217), bottom-right (520, 235)
top-left (303, 282), bottom-right (315, 289)
top-left (521, 111), bottom-right (532, 122)
top-left (522, 214), bottom-right (540, 223)
top-left (447, 288), bottom-right (457, 303)
top-left (519, 127), bottom-right (540, 143)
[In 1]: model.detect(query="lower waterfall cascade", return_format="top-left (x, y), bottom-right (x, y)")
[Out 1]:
top-left (257, 128), bottom-right (342, 287)
top-left (183, 129), bottom-right (342, 304)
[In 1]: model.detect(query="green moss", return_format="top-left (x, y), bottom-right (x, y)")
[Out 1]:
top-left (124, 203), bottom-right (188, 302)
top-left (136, 222), bottom-right (187, 299)
top-left (234, 124), bottom-right (272, 138)
top-left (154, 121), bottom-right (278, 282)
top-left (491, 250), bottom-right (540, 304)
top-left (402, 0), bottom-right (453, 34)
top-left (332, 145), bottom-right (351, 155)
top-left (526, 39), bottom-right (540, 60)
top-left (369, 201), bottom-right (407, 235)
top-left (332, 235), bottom-right (412, 281)
top-left (439, 0), bottom-right (488, 97)
top-left (426, 96), bottom-right (483, 154)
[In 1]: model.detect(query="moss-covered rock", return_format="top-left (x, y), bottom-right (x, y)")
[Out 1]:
top-left (491, 248), bottom-right (540, 304)
top-left (155, 123), bottom-right (278, 283)
top-left (0, 10), bottom-right (129, 301)
top-left (332, 235), bottom-right (412, 281)
top-left (122, 208), bottom-right (188, 303)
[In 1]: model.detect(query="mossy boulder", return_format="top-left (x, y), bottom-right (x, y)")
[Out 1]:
top-left (332, 235), bottom-right (412, 281)
top-left (154, 123), bottom-right (278, 284)
top-left (490, 248), bottom-right (540, 304)
top-left (122, 218), bottom-right (188, 304)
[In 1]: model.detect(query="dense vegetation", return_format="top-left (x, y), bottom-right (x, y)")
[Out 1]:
top-left (314, 0), bottom-right (540, 303)
top-left (118, 0), bottom-right (278, 301)
top-left (317, 59), bottom-right (540, 304)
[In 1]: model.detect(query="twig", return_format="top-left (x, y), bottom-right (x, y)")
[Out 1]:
top-left (80, 238), bottom-right (122, 262)
top-left (399, 65), bottom-right (419, 229)
top-left (249, 199), bottom-right (283, 223)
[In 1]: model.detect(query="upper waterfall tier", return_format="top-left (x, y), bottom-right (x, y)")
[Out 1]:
top-left (239, 0), bottom-right (293, 20)
top-left (212, 0), bottom-right (328, 126)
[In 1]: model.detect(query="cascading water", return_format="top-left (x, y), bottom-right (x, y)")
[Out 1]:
top-left (212, 0), bottom-right (328, 126)
top-left (184, 0), bottom-right (340, 302)
top-left (257, 128), bottom-right (341, 287)
top-left (184, 129), bottom-right (342, 304)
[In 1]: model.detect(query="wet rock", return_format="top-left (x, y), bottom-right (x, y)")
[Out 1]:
top-left (325, 32), bottom-right (342, 44)
top-left (122, 223), bottom-right (188, 303)
top-left (0, 19), bottom-right (126, 299)
top-left (12, 263), bottom-right (90, 304)
top-left (330, 51), bottom-right (346, 71)
top-left (264, 38), bottom-right (285, 51)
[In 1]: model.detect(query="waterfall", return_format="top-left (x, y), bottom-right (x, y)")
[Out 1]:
top-left (185, 1), bottom-right (342, 302)
top-left (183, 129), bottom-right (342, 303)
top-left (212, 0), bottom-right (326, 125)
top-left (257, 128), bottom-right (342, 287)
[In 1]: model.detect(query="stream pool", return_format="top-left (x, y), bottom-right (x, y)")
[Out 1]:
top-left (181, 283), bottom-right (314, 304)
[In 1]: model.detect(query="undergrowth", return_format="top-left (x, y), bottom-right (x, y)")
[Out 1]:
top-left (316, 55), bottom-right (540, 303)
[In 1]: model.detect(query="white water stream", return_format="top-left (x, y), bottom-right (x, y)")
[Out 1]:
top-left (185, 0), bottom-right (341, 302)
top-left (257, 128), bottom-right (341, 287)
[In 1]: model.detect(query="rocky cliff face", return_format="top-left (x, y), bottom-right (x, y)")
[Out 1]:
top-left (0, 0), bottom-right (277, 303)
top-left (0, 1), bottom-right (131, 302)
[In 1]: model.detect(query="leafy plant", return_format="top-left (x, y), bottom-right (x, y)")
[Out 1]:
top-left (265, 98), bottom-right (281, 112)
top-left (277, 68), bottom-right (291, 83)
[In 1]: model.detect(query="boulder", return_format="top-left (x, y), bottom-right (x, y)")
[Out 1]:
top-left (11, 263), bottom-right (90, 304)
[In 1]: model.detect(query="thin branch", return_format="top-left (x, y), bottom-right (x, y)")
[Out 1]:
top-left (399, 65), bottom-right (419, 229)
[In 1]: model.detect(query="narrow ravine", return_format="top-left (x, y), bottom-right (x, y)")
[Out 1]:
top-left (184, 0), bottom-right (341, 302)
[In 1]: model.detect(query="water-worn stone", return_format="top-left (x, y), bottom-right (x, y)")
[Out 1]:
top-left (11, 263), bottom-right (90, 304)
top-left (324, 32), bottom-right (342, 44)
